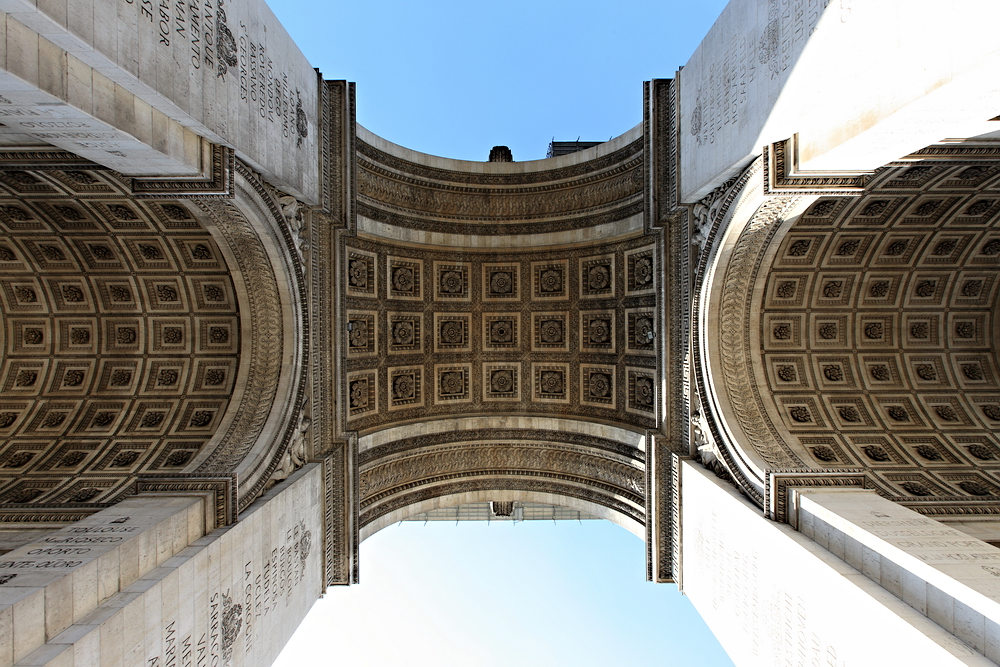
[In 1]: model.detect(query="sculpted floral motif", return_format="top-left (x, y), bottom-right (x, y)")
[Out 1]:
top-left (901, 482), bottom-right (932, 496)
top-left (934, 405), bottom-right (958, 421)
top-left (955, 322), bottom-right (975, 338)
top-left (489, 271), bottom-right (513, 294)
top-left (838, 406), bottom-right (861, 422)
top-left (811, 446), bottom-right (836, 462)
top-left (440, 270), bottom-right (464, 294)
top-left (539, 269), bottom-right (562, 293)
top-left (914, 280), bottom-right (936, 298)
top-left (392, 374), bottom-right (415, 400)
top-left (157, 285), bottom-right (178, 302)
top-left (822, 281), bottom-right (842, 298)
top-left (23, 329), bottom-right (42, 345)
top-left (959, 481), bottom-right (992, 496)
top-left (633, 377), bottom-right (653, 406)
top-left (789, 406), bottom-right (812, 423)
top-left (348, 321), bottom-right (368, 348)
top-left (109, 285), bottom-right (132, 302)
top-left (91, 412), bottom-right (115, 427)
top-left (490, 370), bottom-right (513, 393)
top-left (869, 281), bottom-right (889, 297)
top-left (539, 319), bottom-right (563, 344)
top-left (836, 240), bottom-right (859, 256)
top-left (162, 327), bottom-right (182, 344)
top-left (633, 257), bottom-right (653, 286)
top-left (982, 405), bottom-right (1000, 421)
top-left (864, 323), bottom-right (883, 340)
top-left (634, 317), bottom-right (654, 346)
top-left (489, 320), bottom-right (513, 344)
top-left (787, 240), bottom-right (810, 256)
top-left (141, 412), bottom-right (165, 428)
top-left (967, 200), bottom-right (994, 216)
top-left (440, 372), bottom-right (464, 395)
top-left (963, 364), bottom-right (984, 381)
top-left (823, 365), bottom-right (843, 382)
top-left (863, 445), bottom-right (890, 462)
top-left (870, 365), bottom-right (890, 381)
top-left (886, 406), bottom-right (909, 421)
top-left (108, 204), bottom-right (139, 220)
top-left (860, 200), bottom-right (888, 217)
top-left (589, 373), bottom-right (612, 398)
top-left (392, 267), bottom-right (414, 292)
top-left (188, 411), bottom-right (212, 428)
top-left (933, 239), bottom-right (957, 255)
top-left (440, 321), bottom-right (464, 344)
top-left (540, 371), bottom-right (563, 394)
top-left (962, 280), bottom-right (983, 297)
top-left (350, 380), bottom-right (369, 408)
top-left (62, 285), bottom-right (84, 302)
top-left (14, 286), bottom-right (36, 302)
top-left (89, 245), bottom-right (113, 260)
top-left (775, 281), bottom-right (796, 298)
top-left (349, 259), bottom-right (368, 288)
top-left (63, 370), bottom-right (84, 387)
top-left (205, 370), bottom-right (226, 386)
top-left (587, 264), bottom-right (610, 290)
top-left (776, 365), bottom-right (796, 382)
top-left (910, 322), bottom-right (929, 339)
top-left (818, 323), bottom-right (837, 340)
top-left (914, 200), bottom-right (940, 216)
top-left (392, 321), bottom-right (414, 345)
top-left (589, 318), bottom-right (610, 344)
top-left (969, 443), bottom-right (997, 460)
top-left (71, 328), bottom-right (90, 344)
top-left (884, 240), bottom-right (908, 256)
top-left (40, 245), bottom-right (65, 261)
top-left (158, 369), bottom-right (179, 386)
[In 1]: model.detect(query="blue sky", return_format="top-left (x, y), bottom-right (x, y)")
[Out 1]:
top-left (265, 1), bottom-right (733, 664)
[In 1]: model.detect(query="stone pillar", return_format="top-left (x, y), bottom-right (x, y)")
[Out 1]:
top-left (793, 488), bottom-right (1000, 663)
top-left (676, 460), bottom-right (994, 666)
top-left (0, 464), bottom-right (323, 667)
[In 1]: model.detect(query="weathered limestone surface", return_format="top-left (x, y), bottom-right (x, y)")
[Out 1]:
top-left (0, 465), bottom-right (321, 667)
top-left (678, 461), bottom-right (994, 666)
top-left (679, 0), bottom-right (1000, 201)
top-left (0, 0), bottom-right (319, 200)
top-left (796, 489), bottom-right (1000, 662)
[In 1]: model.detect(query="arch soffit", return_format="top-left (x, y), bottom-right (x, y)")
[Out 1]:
top-left (361, 489), bottom-right (645, 542)
top-left (358, 416), bottom-right (648, 537)
top-left (0, 157), bottom-right (306, 522)
top-left (701, 151), bottom-right (1000, 507)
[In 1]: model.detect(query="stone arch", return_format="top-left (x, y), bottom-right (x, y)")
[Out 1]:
top-left (0, 156), bottom-right (307, 525)
top-left (697, 147), bottom-right (1000, 515)
top-left (357, 417), bottom-right (647, 541)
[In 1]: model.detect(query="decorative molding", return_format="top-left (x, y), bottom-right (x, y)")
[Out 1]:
top-left (130, 144), bottom-right (236, 198)
top-left (356, 136), bottom-right (644, 236)
top-left (764, 136), bottom-right (870, 196)
top-left (136, 473), bottom-right (237, 527)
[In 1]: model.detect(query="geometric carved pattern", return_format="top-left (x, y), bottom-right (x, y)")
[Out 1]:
top-left (0, 167), bottom-right (239, 506)
top-left (343, 236), bottom-right (658, 429)
top-left (717, 155), bottom-right (1000, 501)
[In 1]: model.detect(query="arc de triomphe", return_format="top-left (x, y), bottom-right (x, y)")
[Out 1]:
top-left (0, 0), bottom-right (995, 665)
